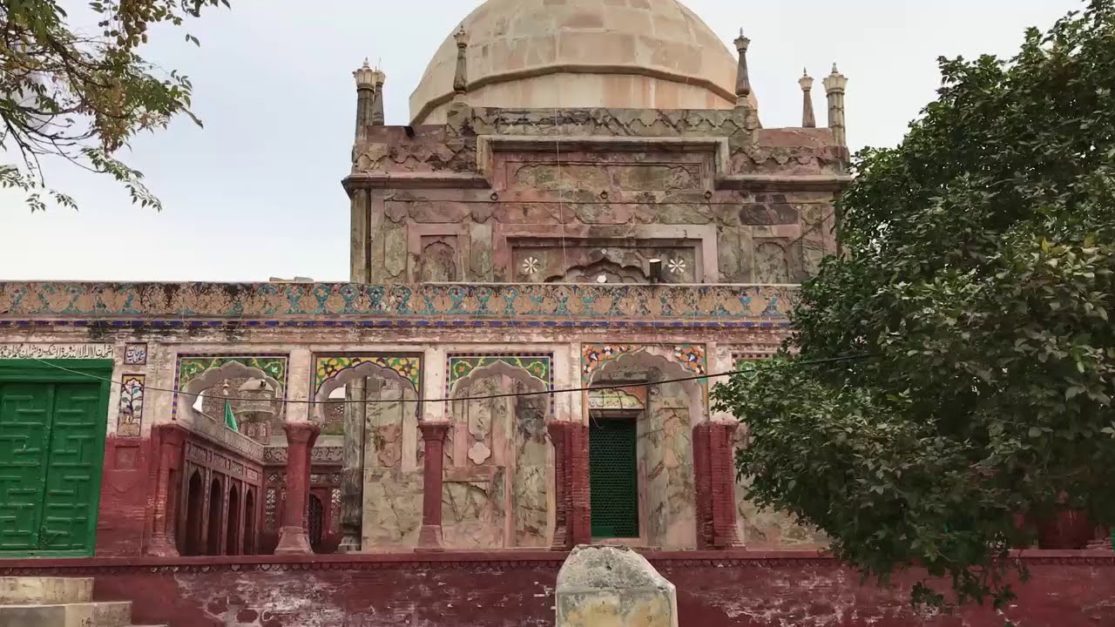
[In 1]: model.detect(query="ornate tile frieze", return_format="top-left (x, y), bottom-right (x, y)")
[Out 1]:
top-left (0, 283), bottom-right (796, 324)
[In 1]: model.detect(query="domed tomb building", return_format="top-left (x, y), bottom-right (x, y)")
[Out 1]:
top-left (343, 0), bottom-right (849, 551)
top-left (0, 0), bottom-right (850, 565)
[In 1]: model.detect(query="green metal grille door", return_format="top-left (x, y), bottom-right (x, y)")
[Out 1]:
top-left (590, 418), bottom-right (639, 538)
top-left (0, 381), bottom-right (105, 555)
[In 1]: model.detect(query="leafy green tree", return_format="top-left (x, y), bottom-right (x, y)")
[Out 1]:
top-left (1, 0), bottom-right (227, 211)
top-left (713, 0), bottom-right (1115, 612)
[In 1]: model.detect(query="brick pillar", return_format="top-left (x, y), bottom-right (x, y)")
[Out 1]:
top-left (693, 421), bottom-right (741, 549)
top-left (417, 421), bottom-right (451, 551)
top-left (693, 422), bottom-right (713, 549)
top-left (547, 421), bottom-right (569, 550)
top-left (275, 422), bottom-right (321, 555)
top-left (566, 422), bottom-right (592, 547)
top-left (147, 424), bottom-right (187, 557)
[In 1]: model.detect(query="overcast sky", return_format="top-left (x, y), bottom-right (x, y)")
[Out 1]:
top-left (0, 0), bottom-right (1082, 282)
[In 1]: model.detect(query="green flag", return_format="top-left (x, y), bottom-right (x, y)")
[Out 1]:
top-left (224, 400), bottom-right (239, 432)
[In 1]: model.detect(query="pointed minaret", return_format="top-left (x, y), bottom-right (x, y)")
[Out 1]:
top-left (823, 63), bottom-right (848, 146)
top-left (453, 24), bottom-right (470, 101)
top-left (371, 66), bottom-right (386, 126)
top-left (733, 29), bottom-right (752, 109)
top-left (352, 58), bottom-right (376, 137)
top-left (799, 69), bottom-right (816, 128)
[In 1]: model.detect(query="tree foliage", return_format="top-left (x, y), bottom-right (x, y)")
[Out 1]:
top-left (713, 0), bottom-right (1115, 612)
top-left (0, 0), bottom-right (227, 211)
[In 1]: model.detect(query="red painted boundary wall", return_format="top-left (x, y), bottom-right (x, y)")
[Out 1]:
top-left (2, 551), bottom-right (1114, 626)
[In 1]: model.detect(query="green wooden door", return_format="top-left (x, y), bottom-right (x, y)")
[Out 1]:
top-left (590, 418), bottom-right (639, 538)
top-left (0, 383), bottom-right (54, 551)
top-left (0, 369), bottom-right (108, 557)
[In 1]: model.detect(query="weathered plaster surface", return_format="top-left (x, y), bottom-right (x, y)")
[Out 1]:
top-left (642, 381), bottom-right (697, 550)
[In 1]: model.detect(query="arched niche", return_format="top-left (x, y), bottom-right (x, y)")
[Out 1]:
top-left (583, 346), bottom-right (708, 421)
top-left (314, 359), bottom-right (421, 421)
top-left (206, 477), bottom-right (224, 556)
top-left (316, 356), bottom-right (423, 551)
top-left (584, 347), bottom-right (704, 550)
top-left (226, 484), bottom-right (241, 556)
top-left (178, 361), bottom-right (285, 427)
top-left (243, 488), bottom-right (257, 555)
top-left (446, 357), bottom-right (555, 549)
top-left (182, 470), bottom-right (204, 556)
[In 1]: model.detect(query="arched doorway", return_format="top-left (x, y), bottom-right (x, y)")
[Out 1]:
top-left (226, 484), bottom-right (240, 555)
top-left (243, 488), bottom-right (256, 555)
top-left (183, 471), bottom-right (204, 556)
top-left (206, 478), bottom-right (223, 555)
top-left (308, 494), bottom-right (324, 552)
top-left (585, 348), bottom-right (705, 549)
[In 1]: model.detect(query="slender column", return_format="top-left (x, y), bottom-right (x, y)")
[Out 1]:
top-left (371, 70), bottom-right (386, 125)
top-left (547, 421), bottom-right (569, 550)
top-left (199, 468), bottom-right (211, 554)
top-left (732, 28), bottom-right (759, 130)
top-left (274, 422), bottom-right (321, 555)
top-left (147, 423), bottom-right (187, 556)
top-left (217, 483), bottom-right (229, 556)
top-left (566, 422), bottom-right (592, 547)
top-left (339, 378), bottom-right (367, 552)
top-left (799, 69), bottom-right (817, 128)
top-left (693, 421), bottom-right (742, 549)
top-left (823, 64), bottom-right (849, 147)
top-left (354, 65), bottom-right (372, 136)
top-left (417, 420), bottom-right (451, 550)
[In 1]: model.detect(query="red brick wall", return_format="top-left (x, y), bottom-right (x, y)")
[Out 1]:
top-left (3, 552), bottom-right (1112, 626)
top-left (97, 431), bottom-right (266, 557)
top-left (96, 435), bottom-right (155, 556)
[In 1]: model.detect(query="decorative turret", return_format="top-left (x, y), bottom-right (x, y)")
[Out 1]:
top-left (799, 69), bottom-right (816, 128)
top-left (371, 66), bottom-right (386, 126)
top-left (733, 29), bottom-right (752, 109)
top-left (823, 63), bottom-right (848, 146)
top-left (453, 24), bottom-right (469, 101)
top-left (353, 59), bottom-right (376, 137)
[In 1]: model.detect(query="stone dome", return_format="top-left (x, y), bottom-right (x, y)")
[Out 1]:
top-left (409, 0), bottom-right (755, 124)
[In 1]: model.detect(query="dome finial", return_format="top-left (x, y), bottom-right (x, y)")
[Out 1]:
top-left (733, 29), bottom-right (752, 105)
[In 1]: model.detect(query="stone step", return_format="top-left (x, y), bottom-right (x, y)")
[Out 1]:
top-left (0, 577), bottom-right (94, 604)
top-left (0, 600), bottom-right (133, 627)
